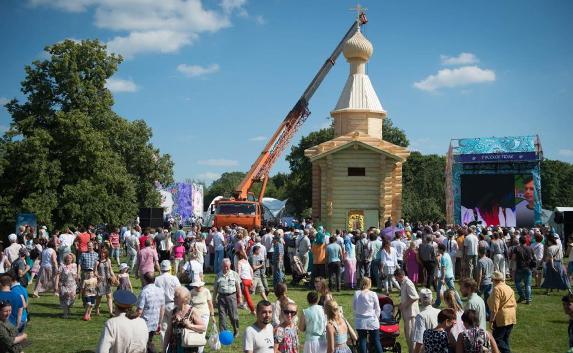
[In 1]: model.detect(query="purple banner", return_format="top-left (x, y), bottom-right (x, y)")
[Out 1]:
top-left (455, 152), bottom-right (538, 163)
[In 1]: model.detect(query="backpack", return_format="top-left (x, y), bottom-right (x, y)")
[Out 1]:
top-left (356, 239), bottom-right (367, 262)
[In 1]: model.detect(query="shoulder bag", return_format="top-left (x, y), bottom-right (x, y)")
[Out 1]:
top-left (181, 307), bottom-right (207, 347)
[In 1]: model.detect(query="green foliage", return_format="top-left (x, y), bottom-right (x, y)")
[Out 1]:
top-left (540, 159), bottom-right (573, 209)
top-left (402, 152), bottom-right (447, 222)
top-left (285, 128), bottom-right (334, 216)
top-left (383, 117), bottom-right (410, 147)
top-left (0, 39), bottom-right (173, 230)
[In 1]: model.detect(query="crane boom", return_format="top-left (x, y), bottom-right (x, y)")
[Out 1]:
top-left (233, 14), bottom-right (368, 202)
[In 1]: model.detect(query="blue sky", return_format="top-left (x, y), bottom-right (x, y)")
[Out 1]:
top-left (1, 0), bottom-right (572, 184)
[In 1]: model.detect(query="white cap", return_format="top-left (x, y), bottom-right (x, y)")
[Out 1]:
top-left (119, 263), bottom-right (129, 272)
top-left (160, 260), bottom-right (171, 272)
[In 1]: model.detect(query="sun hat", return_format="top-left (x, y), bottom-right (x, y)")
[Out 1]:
top-left (190, 280), bottom-right (205, 287)
top-left (492, 271), bottom-right (505, 281)
top-left (119, 263), bottom-right (129, 272)
top-left (160, 260), bottom-right (172, 272)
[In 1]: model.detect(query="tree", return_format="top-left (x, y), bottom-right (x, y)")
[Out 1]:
top-left (383, 117), bottom-right (409, 147)
top-left (0, 39), bottom-right (173, 230)
top-left (402, 152), bottom-right (446, 222)
top-left (285, 128), bottom-right (334, 216)
top-left (540, 159), bottom-right (573, 209)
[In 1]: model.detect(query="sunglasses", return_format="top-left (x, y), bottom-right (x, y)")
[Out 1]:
top-left (283, 310), bottom-right (297, 316)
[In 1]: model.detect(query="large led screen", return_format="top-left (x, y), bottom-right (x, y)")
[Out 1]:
top-left (460, 174), bottom-right (535, 227)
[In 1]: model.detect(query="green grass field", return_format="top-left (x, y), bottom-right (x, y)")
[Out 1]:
top-left (23, 266), bottom-right (569, 353)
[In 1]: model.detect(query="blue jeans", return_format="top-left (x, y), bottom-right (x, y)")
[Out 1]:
top-left (434, 277), bottom-right (456, 306)
top-left (480, 283), bottom-right (493, 317)
top-left (357, 329), bottom-right (382, 353)
top-left (515, 268), bottom-right (532, 301)
top-left (214, 249), bottom-right (224, 274)
top-left (492, 323), bottom-right (513, 353)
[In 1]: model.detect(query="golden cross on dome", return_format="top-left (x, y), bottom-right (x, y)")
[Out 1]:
top-left (350, 3), bottom-right (367, 20)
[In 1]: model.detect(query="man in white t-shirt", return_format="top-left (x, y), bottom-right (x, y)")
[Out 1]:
top-left (391, 232), bottom-right (407, 269)
top-left (243, 300), bottom-right (274, 353)
top-left (464, 228), bottom-right (479, 280)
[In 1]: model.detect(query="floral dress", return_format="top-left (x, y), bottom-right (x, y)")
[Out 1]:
top-left (274, 325), bottom-right (299, 353)
top-left (59, 263), bottom-right (78, 307)
top-left (96, 259), bottom-right (112, 296)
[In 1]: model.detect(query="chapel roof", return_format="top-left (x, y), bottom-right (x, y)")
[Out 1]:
top-left (304, 130), bottom-right (410, 162)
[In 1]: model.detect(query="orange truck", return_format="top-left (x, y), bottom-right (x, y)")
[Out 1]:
top-left (213, 13), bottom-right (368, 230)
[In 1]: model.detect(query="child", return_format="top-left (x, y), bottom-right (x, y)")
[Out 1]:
top-left (117, 263), bottom-right (132, 292)
top-left (82, 269), bottom-right (97, 321)
top-left (381, 303), bottom-right (394, 322)
top-left (172, 237), bottom-right (186, 275)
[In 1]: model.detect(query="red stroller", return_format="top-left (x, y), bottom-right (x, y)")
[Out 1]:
top-left (378, 295), bottom-right (402, 353)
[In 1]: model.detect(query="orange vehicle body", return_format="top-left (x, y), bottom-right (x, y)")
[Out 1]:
top-left (212, 199), bottom-right (262, 230)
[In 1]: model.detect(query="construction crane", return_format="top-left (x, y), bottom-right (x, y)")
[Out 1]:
top-left (213, 13), bottom-right (368, 230)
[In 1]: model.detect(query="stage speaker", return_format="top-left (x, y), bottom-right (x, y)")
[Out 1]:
top-left (139, 208), bottom-right (164, 228)
top-left (555, 210), bottom-right (573, 224)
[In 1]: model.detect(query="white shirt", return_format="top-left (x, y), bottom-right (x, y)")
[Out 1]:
top-left (4, 243), bottom-right (22, 263)
top-left (244, 323), bottom-right (274, 353)
top-left (532, 242), bottom-right (545, 262)
top-left (262, 233), bottom-right (274, 253)
top-left (182, 260), bottom-right (203, 283)
top-left (464, 233), bottom-right (479, 256)
top-left (154, 272), bottom-right (181, 311)
top-left (59, 233), bottom-right (76, 248)
top-left (411, 305), bottom-right (440, 344)
top-left (96, 313), bottom-right (148, 353)
top-left (352, 290), bottom-right (380, 330)
top-left (237, 259), bottom-right (253, 280)
top-left (391, 240), bottom-right (407, 261)
top-left (380, 247), bottom-right (398, 268)
top-left (213, 232), bottom-right (225, 251)
top-left (443, 237), bottom-right (458, 258)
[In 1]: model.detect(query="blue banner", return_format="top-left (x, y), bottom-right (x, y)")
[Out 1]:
top-left (456, 151), bottom-right (538, 163)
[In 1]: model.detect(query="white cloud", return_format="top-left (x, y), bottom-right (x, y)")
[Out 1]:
top-left (221, 0), bottom-right (247, 15)
top-left (0, 97), bottom-right (9, 106)
top-left (440, 52), bottom-right (479, 66)
top-left (248, 136), bottom-right (266, 142)
top-left (28, 0), bottom-right (248, 58)
top-left (105, 78), bottom-right (138, 93)
top-left (195, 172), bottom-right (221, 182)
top-left (197, 159), bottom-right (239, 167)
top-left (107, 31), bottom-right (195, 58)
top-left (177, 64), bottom-right (220, 78)
top-left (414, 66), bottom-right (495, 92)
top-left (0, 125), bottom-right (8, 132)
top-left (559, 149), bottom-right (573, 157)
top-left (255, 15), bottom-right (266, 25)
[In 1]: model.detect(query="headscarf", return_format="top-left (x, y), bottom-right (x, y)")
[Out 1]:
top-left (343, 236), bottom-right (352, 254)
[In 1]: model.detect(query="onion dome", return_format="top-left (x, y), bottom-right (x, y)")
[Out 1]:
top-left (342, 27), bottom-right (373, 62)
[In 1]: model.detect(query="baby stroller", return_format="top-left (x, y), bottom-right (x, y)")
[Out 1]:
top-left (378, 295), bottom-right (401, 353)
top-left (290, 255), bottom-right (310, 285)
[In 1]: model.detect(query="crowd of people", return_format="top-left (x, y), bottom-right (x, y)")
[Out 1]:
top-left (0, 220), bottom-right (571, 353)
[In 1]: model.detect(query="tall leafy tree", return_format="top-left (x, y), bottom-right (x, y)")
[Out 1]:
top-left (0, 39), bottom-right (173, 230)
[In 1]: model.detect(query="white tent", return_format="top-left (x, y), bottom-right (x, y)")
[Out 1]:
top-left (262, 197), bottom-right (288, 223)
